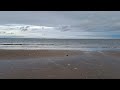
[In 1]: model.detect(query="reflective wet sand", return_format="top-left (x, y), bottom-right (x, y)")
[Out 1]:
top-left (0, 50), bottom-right (120, 79)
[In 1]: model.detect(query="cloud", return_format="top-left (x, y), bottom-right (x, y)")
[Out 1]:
top-left (0, 11), bottom-right (120, 39)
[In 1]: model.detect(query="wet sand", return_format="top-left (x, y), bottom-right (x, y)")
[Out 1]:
top-left (0, 50), bottom-right (80, 59)
top-left (0, 49), bottom-right (120, 79)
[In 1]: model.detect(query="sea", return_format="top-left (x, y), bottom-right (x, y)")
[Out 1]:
top-left (0, 38), bottom-right (120, 51)
top-left (0, 12), bottom-right (120, 51)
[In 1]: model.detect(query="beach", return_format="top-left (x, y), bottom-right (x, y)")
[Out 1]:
top-left (1, 11), bottom-right (120, 79)
top-left (0, 49), bottom-right (120, 79)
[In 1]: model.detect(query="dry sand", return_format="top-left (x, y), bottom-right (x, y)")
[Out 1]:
top-left (0, 49), bottom-right (120, 79)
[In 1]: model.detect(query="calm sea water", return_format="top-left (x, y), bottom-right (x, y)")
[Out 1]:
top-left (0, 38), bottom-right (120, 51)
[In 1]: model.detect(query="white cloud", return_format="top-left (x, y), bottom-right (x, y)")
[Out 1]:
top-left (0, 11), bottom-right (120, 39)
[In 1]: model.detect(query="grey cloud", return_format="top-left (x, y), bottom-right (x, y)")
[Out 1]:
top-left (0, 11), bottom-right (120, 38)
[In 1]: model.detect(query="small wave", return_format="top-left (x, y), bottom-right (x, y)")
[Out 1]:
top-left (0, 44), bottom-right (55, 45)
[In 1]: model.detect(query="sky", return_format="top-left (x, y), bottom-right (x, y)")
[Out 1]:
top-left (0, 11), bottom-right (120, 39)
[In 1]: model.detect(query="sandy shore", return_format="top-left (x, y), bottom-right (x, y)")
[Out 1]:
top-left (0, 49), bottom-right (120, 79)
top-left (0, 50), bottom-right (80, 60)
